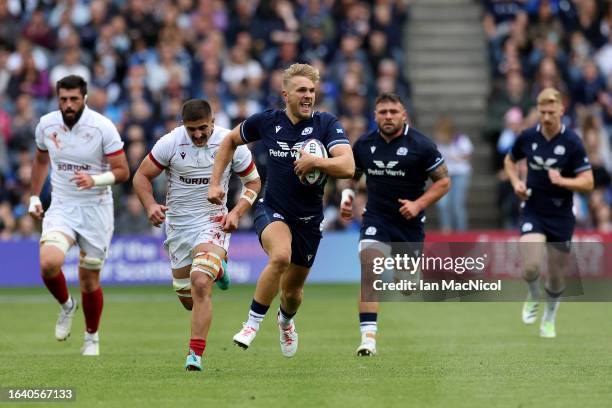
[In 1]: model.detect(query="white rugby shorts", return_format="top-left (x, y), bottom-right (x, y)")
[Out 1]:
top-left (164, 220), bottom-right (230, 269)
top-left (42, 202), bottom-right (114, 259)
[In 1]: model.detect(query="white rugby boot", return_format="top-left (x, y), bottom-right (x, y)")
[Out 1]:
top-left (233, 323), bottom-right (258, 349)
top-left (81, 332), bottom-right (100, 356)
top-left (55, 297), bottom-right (78, 341)
top-left (278, 314), bottom-right (298, 358)
top-left (356, 332), bottom-right (377, 356)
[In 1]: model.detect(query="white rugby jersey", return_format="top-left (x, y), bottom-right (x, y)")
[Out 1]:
top-left (35, 106), bottom-right (124, 205)
top-left (149, 125), bottom-right (254, 228)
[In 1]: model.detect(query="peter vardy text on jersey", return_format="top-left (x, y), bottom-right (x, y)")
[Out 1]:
top-left (268, 148), bottom-right (301, 158)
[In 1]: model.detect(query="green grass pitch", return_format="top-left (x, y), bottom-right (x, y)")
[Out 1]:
top-left (0, 284), bottom-right (610, 408)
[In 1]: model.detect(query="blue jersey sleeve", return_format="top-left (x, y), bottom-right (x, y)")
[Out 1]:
top-left (240, 112), bottom-right (266, 143)
top-left (571, 139), bottom-right (592, 174)
top-left (321, 114), bottom-right (350, 153)
top-left (509, 132), bottom-right (526, 161)
top-left (423, 140), bottom-right (445, 173)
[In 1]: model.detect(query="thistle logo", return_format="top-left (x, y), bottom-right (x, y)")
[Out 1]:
top-left (301, 127), bottom-right (313, 136)
top-left (554, 145), bottom-right (566, 155)
top-left (396, 147), bottom-right (408, 156)
top-left (529, 156), bottom-right (558, 170)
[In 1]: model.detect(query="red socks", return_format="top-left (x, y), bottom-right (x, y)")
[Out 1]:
top-left (42, 271), bottom-right (69, 304)
top-left (189, 338), bottom-right (206, 356)
top-left (82, 287), bottom-right (103, 333)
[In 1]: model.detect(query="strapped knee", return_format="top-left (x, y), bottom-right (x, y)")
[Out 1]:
top-left (79, 254), bottom-right (105, 270)
top-left (173, 277), bottom-right (192, 297)
top-left (191, 252), bottom-right (223, 281)
top-left (40, 231), bottom-right (72, 254)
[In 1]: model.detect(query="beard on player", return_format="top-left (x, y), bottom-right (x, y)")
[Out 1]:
top-left (61, 104), bottom-right (85, 128)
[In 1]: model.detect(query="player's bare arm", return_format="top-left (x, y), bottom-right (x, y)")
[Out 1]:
top-left (340, 170), bottom-right (364, 220)
top-left (294, 144), bottom-right (355, 180)
top-left (398, 163), bottom-right (451, 220)
top-left (29, 148), bottom-right (51, 220)
top-left (504, 154), bottom-right (529, 200)
top-left (70, 152), bottom-right (130, 190)
top-left (548, 168), bottom-right (594, 193)
top-left (220, 177), bottom-right (261, 232)
top-left (208, 126), bottom-right (244, 205)
top-left (133, 155), bottom-right (168, 227)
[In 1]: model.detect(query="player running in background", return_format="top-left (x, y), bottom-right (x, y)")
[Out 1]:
top-left (340, 92), bottom-right (450, 356)
top-left (504, 88), bottom-right (593, 338)
top-left (29, 75), bottom-right (129, 356)
top-left (133, 99), bottom-right (260, 371)
top-left (208, 63), bottom-right (355, 357)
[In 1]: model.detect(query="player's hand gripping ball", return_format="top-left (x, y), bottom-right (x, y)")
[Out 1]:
top-left (294, 139), bottom-right (328, 185)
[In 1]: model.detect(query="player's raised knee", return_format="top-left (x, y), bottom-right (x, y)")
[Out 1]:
top-left (190, 251), bottom-right (223, 294)
top-left (268, 250), bottom-right (291, 270)
top-left (39, 231), bottom-right (71, 274)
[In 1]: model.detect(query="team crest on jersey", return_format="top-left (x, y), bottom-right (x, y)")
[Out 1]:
top-left (521, 222), bottom-right (533, 232)
top-left (531, 143), bottom-right (538, 151)
top-left (370, 146), bottom-right (376, 153)
top-left (553, 145), bottom-right (566, 155)
top-left (180, 152), bottom-right (186, 159)
top-left (301, 127), bottom-right (313, 136)
top-left (396, 147), bottom-right (408, 156)
top-left (50, 132), bottom-right (61, 149)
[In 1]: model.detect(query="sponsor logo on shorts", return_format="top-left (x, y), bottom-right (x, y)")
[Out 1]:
top-left (365, 226), bottom-right (377, 236)
top-left (307, 254), bottom-right (313, 262)
top-left (180, 152), bottom-right (186, 159)
top-left (273, 213), bottom-right (285, 220)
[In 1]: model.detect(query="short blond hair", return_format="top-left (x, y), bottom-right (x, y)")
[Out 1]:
top-left (282, 63), bottom-right (320, 88)
top-left (537, 88), bottom-right (562, 106)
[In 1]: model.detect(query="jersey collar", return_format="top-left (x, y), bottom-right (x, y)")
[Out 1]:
top-left (536, 123), bottom-right (565, 141)
top-left (376, 123), bottom-right (409, 143)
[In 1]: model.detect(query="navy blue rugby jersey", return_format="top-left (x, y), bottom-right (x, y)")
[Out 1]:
top-left (510, 124), bottom-right (591, 217)
top-left (240, 109), bottom-right (349, 219)
top-left (353, 124), bottom-right (444, 226)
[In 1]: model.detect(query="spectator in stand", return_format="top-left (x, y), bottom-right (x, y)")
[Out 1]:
top-left (434, 117), bottom-right (473, 232)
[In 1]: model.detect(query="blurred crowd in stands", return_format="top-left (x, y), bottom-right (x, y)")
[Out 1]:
top-left (0, 0), bottom-right (610, 240)
top-left (0, 0), bottom-right (410, 239)
top-left (483, 0), bottom-right (612, 232)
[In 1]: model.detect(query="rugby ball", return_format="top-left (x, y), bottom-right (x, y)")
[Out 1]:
top-left (296, 138), bottom-right (328, 185)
